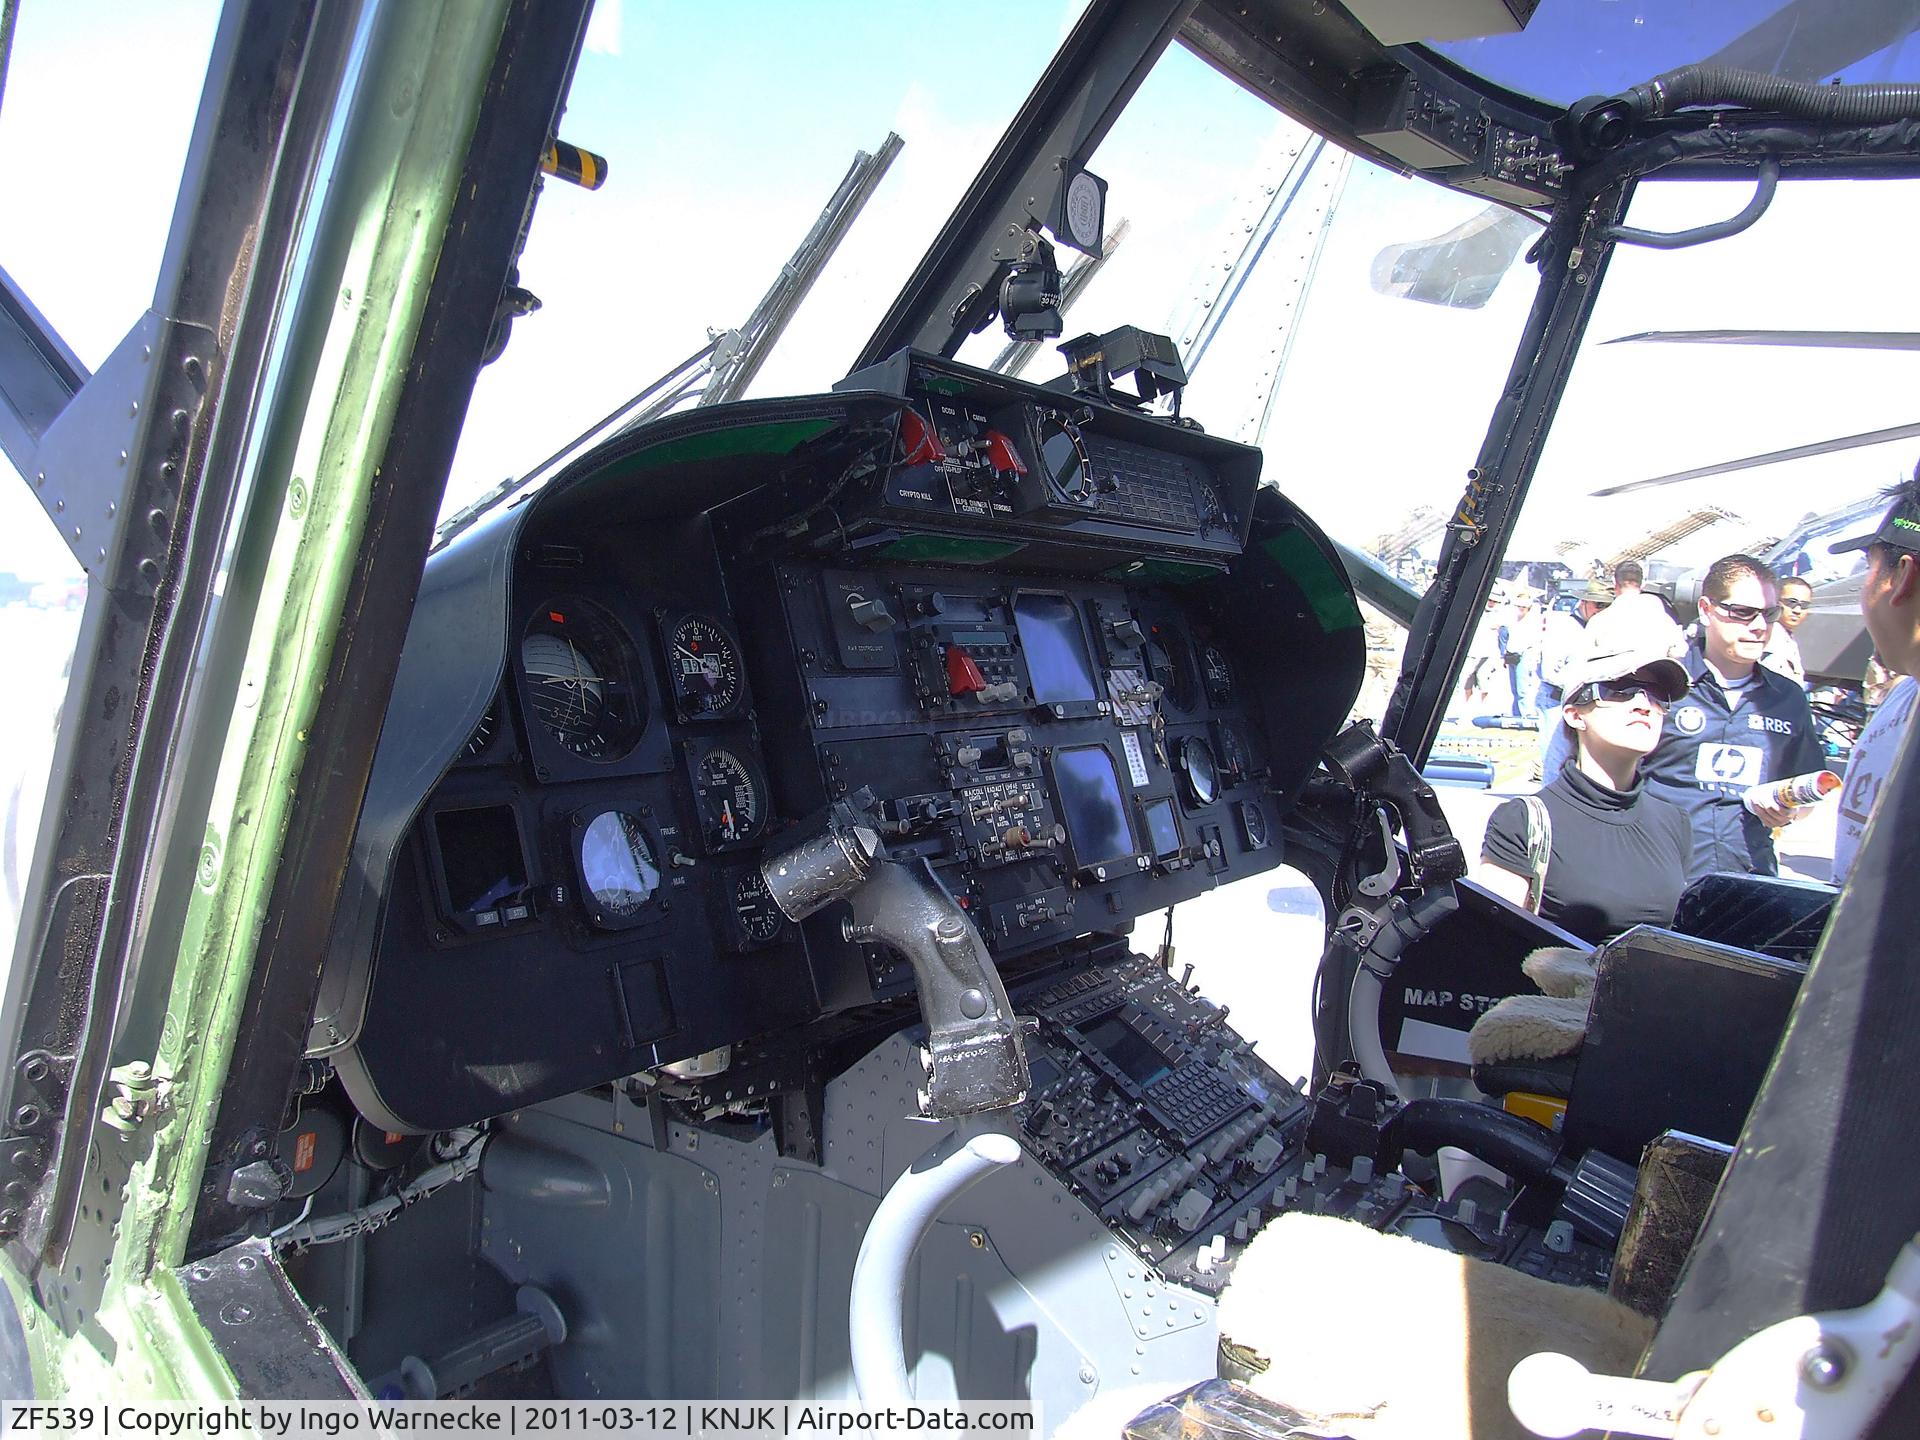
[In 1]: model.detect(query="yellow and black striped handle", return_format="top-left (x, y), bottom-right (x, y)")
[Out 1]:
top-left (542, 140), bottom-right (608, 191)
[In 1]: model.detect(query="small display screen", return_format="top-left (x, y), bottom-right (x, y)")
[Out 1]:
top-left (951, 628), bottom-right (1009, 648)
top-left (1053, 745), bottom-right (1135, 867)
top-left (1142, 798), bottom-right (1183, 859)
top-left (1014, 592), bottom-right (1097, 704)
top-left (1083, 1014), bottom-right (1171, 1088)
top-left (434, 805), bottom-right (527, 914)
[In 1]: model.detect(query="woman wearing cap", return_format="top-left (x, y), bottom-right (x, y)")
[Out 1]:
top-left (1477, 622), bottom-right (1696, 944)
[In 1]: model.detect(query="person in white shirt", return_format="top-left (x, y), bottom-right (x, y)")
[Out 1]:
top-left (1828, 473), bottom-right (1920, 887)
top-left (1760, 575), bottom-right (1812, 688)
top-left (1460, 585), bottom-right (1507, 714)
top-left (1609, 558), bottom-right (1682, 634)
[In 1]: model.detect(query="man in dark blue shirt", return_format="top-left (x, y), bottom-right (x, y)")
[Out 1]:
top-left (1641, 553), bottom-right (1826, 879)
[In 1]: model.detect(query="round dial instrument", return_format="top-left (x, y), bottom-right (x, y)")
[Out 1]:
top-left (691, 746), bottom-right (765, 849)
top-left (1214, 721), bottom-right (1249, 783)
top-left (1200, 643), bottom-right (1235, 705)
top-left (731, 868), bottom-right (785, 947)
top-left (1175, 735), bottom-right (1219, 808)
top-left (577, 810), bottom-right (661, 925)
top-left (1064, 172), bottom-right (1104, 251)
top-left (461, 701), bottom-right (499, 760)
top-left (1145, 629), bottom-right (1198, 714)
top-left (666, 614), bottom-right (745, 719)
top-left (1238, 799), bottom-right (1270, 851)
top-left (1037, 416), bottom-right (1093, 504)
top-left (520, 603), bottom-right (643, 761)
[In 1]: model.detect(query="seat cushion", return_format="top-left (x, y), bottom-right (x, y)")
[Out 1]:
top-left (1217, 1213), bottom-right (1654, 1440)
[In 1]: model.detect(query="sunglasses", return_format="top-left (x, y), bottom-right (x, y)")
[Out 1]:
top-left (1779, 599), bottom-right (1812, 613)
top-left (1707, 597), bottom-right (1781, 626)
top-left (1572, 672), bottom-right (1686, 707)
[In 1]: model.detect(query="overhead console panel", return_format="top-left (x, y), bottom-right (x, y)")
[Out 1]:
top-left (323, 349), bottom-right (1362, 1134)
top-left (1181, 0), bottom-right (1567, 206)
top-left (814, 349), bottom-right (1259, 571)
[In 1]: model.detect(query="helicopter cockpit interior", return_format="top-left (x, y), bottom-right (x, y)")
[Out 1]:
top-left (7, 0), bottom-right (1920, 1435)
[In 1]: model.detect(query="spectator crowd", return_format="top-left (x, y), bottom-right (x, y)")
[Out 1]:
top-left (1466, 465), bottom-right (1920, 943)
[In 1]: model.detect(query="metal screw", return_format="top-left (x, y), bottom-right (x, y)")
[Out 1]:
top-left (968, 1231), bottom-right (986, 1249)
top-left (1802, 1344), bottom-right (1849, 1389)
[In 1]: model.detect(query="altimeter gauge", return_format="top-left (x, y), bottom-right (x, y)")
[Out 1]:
top-left (664, 612), bottom-right (746, 720)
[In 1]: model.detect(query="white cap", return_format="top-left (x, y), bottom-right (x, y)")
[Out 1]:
top-left (1563, 613), bottom-right (1689, 703)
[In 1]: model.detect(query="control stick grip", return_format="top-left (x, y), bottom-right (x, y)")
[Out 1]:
top-left (761, 802), bottom-right (1030, 1118)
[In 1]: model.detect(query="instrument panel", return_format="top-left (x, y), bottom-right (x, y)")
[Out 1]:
top-left (332, 351), bottom-right (1363, 1134)
top-left (739, 557), bottom-right (1278, 1003)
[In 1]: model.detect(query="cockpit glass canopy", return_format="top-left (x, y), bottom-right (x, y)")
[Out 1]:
top-left (1428, 0), bottom-right (1920, 107)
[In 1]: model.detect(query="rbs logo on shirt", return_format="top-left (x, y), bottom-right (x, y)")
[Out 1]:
top-left (1748, 714), bottom-right (1795, 736)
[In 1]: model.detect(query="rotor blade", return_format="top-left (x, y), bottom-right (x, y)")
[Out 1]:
top-left (1590, 421), bottom-right (1920, 498)
top-left (1604, 329), bottom-right (1920, 351)
top-left (1702, 0), bottom-right (1920, 83)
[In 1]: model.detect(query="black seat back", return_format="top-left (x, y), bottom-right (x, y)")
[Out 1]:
top-left (1564, 927), bottom-right (1806, 1163)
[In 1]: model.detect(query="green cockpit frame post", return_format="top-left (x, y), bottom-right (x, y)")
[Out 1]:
top-left (0, 0), bottom-right (548, 1401)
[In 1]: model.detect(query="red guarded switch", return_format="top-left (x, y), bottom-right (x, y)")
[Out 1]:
top-left (983, 428), bottom-right (1026, 475)
top-left (900, 409), bottom-right (946, 467)
top-left (945, 644), bottom-right (987, 697)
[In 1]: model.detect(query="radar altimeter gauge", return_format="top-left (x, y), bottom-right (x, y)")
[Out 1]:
top-left (686, 741), bottom-right (767, 852)
top-left (575, 809), bottom-right (661, 929)
top-left (664, 612), bottom-right (746, 720)
top-left (519, 602), bottom-right (645, 762)
top-left (1174, 735), bottom-right (1219, 809)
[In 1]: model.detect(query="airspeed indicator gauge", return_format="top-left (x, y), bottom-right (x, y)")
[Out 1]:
top-left (461, 700), bottom-right (500, 761)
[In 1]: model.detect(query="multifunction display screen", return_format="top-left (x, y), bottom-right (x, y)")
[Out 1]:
top-left (1013, 592), bottom-right (1097, 704)
top-left (1083, 1013), bottom-right (1172, 1088)
top-left (1053, 745), bottom-right (1135, 868)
